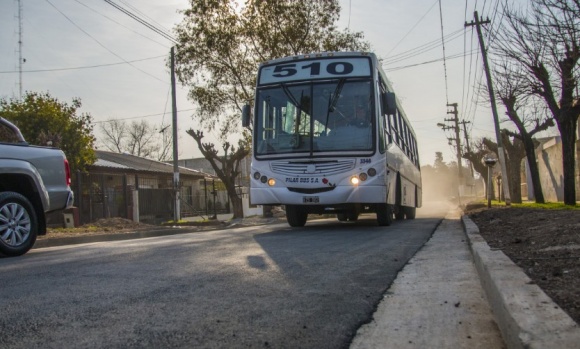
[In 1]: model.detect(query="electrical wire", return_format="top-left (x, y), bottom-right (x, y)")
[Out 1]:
top-left (94, 108), bottom-right (195, 124)
top-left (0, 55), bottom-right (165, 74)
top-left (438, 0), bottom-right (450, 105)
top-left (385, 0), bottom-right (439, 58)
top-left (103, 0), bottom-right (177, 44)
top-left (45, 0), bottom-right (168, 84)
top-left (384, 50), bottom-right (476, 72)
top-left (73, 0), bottom-right (170, 48)
top-left (383, 28), bottom-right (464, 65)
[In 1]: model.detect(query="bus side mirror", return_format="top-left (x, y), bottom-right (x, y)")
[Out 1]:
top-left (382, 92), bottom-right (396, 115)
top-left (242, 104), bottom-right (251, 128)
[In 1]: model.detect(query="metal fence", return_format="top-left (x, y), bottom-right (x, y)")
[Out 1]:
top-left (62, 172), bottom-right (230, 226)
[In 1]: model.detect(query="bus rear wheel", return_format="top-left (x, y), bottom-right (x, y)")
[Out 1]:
top-left (286, 205), bottom-right (308, 227)
top-left (404, 206), bottom-right (416, 219)
top-left (376, 204), bottom-right (393, 226)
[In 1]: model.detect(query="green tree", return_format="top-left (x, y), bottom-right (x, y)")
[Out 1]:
top-left (0, 91), bottom-right (96, 172)
top-left (174, 0), bottom-right (369, 218)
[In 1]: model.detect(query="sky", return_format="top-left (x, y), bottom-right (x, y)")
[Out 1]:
top-left (1, 0), bottom-right (544, 168)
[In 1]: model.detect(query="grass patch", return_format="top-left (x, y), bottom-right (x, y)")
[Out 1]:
top-left (468, 199), bottom-right (579, 210)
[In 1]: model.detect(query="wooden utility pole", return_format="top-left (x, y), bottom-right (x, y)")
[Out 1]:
top-left (459, 120), bottom-right (475, 178)
top-left (465, 11), bottom-right (511, 205)
top-left (446, 103), bottom-right (463, 183)
top-left (437, 102), bottom-right (463, 203)
top-left (171, 46), bottom-right (180, 221)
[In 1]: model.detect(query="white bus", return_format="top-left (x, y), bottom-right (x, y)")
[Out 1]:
top-left (242, 52), bottom-right (421, 227)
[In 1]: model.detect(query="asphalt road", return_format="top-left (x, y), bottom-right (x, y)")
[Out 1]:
top-left (0, 207), bottom-right (447, 349)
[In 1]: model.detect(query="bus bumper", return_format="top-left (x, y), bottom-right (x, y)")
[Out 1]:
top-left (250, 185), bottom-right (387, 206)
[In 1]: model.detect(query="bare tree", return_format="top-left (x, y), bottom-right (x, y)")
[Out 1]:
top-left (463, 138), bottom-right (497, 200)
top-left (99, 119), bottom-right (126, 153)
top-left (494, 0), bottom-right (580, 205)
top-left (98, 119), bottom-right (172, 161)
top-left (483, 132), bottom-right (526, 203)
top-left (492, 61), bottom-right (554, 203)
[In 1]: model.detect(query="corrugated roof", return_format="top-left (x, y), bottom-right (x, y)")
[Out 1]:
top-left (94, 158), bottom-right (131, 169)
top-left (94, 150), bottom-right (208, 178)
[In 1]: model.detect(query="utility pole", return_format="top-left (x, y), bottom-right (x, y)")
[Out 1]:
top-left (171, 46), bottom-right (180, 222)
top-left (437, 102), bottom-right (463, 203)
top-left (466, 11), bottom-right (511, 205)
top-left (446, 103), bottom-right (463, 184)
top-left (17, 0), bottom-right (23, 99)
top-left (459, 120), bottom-right (475, 178)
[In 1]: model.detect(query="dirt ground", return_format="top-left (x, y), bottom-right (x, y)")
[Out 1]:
top-left (465, 204), bottom-right (580, 325)
top-left (41, 215), bottom-right (287, 239)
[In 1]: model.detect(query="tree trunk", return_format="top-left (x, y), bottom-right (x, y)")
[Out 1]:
top-left (229, 193), bottom-right (244, 219)
top-left (523, 137), bottom-right (545, 203)
top-left (558, 115), bottom-right (578, 205)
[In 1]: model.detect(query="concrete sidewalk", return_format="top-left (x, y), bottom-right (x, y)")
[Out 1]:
top-left (351, 208), bottom-right (505, 348)
top-left (351, 207), bottom-right (580, 349)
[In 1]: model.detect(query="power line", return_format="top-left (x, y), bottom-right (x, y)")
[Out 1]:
top-left (93, 108), bottom-right (195, 124)
top-left (385, 0), bottom-right (439, 58)
top-left (384, 50), bottom-right (477, 72)
top-left (103, 0), bottom-right (177, 44)
top-left (0, 55), bottom-right (165, 74)
top-left (73, 0), bottom-right (170, 48)
top-left (45, 0), bottom-right (167, 84)
top-left (438, 0), bottom-right (450, 104)
top-left (382, 28), bottom-right (464, 65)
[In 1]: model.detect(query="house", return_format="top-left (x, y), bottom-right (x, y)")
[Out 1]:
top-left (177, 155), bottom-right (263, 217)
top-left (69, 150), bottom-right (229, 225)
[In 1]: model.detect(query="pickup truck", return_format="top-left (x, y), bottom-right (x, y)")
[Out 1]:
top-left (0, 117), bottom-right (74, 256)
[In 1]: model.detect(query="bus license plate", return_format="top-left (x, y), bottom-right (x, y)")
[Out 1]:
top-left (303, 196), bottom-right (319, 203)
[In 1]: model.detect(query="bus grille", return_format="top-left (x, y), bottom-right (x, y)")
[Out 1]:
top-left (270, 159), bottom-right (356, 175)
top-left (288, 187), bottom-right (336, 194)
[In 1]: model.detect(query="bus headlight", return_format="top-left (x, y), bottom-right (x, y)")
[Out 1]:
top-left (367, 168), bottom-right (377, 177)
top-left (350, 176), bottom-right (359, 185)
top-left (359, 173), bottom-right (368, 181)
top-left (268, 178), bottom-right (276, 186)
top-left (260, 176), bottom-right (268, 183)
top-left (253, 172), bottom-right (261, 180)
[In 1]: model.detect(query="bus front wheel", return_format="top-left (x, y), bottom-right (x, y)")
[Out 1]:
top-left (376, 204), bottom-right (393, 226)
top-left (286, 205), bottom-right (308, 227)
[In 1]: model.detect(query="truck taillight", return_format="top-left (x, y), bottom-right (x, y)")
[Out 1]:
top-left (64, 159), bottom-right (71, 186)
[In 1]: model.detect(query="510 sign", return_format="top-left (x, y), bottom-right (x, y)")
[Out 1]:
top-left (259, 57), bottom-right (371, 85)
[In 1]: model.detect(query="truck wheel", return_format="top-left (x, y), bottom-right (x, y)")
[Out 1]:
top-left (286, 205), bottom-right (308, 227)
top-left (0, 192), bottom-right (38, 257)
top-left (376, 203), bottom-right (393, 226)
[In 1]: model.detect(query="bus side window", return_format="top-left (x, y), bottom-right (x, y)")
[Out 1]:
top-left (391, 112), bottom-right (399, 146)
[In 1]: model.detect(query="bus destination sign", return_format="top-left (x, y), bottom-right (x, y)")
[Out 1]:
top-left (259, 57), bottom-right (371, 85)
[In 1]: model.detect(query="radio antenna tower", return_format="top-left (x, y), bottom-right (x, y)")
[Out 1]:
top-left (17, 0), bottom-right (23, 99)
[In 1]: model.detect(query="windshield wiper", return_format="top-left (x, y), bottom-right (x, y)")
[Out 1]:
top-left (325, 78), bottom-right (346, 130)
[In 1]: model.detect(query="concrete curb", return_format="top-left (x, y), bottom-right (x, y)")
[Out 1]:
top-left (461, 215), bottom-right (580, 349)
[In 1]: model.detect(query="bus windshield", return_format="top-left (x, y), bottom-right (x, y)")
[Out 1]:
top-left (255, 79), bottom-right (374, 156)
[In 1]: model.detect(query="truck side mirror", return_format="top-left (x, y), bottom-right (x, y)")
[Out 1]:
top-left (382, 92), bottom-right (396, 115)
top-left (242, 104), bottom-right (251, 128)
